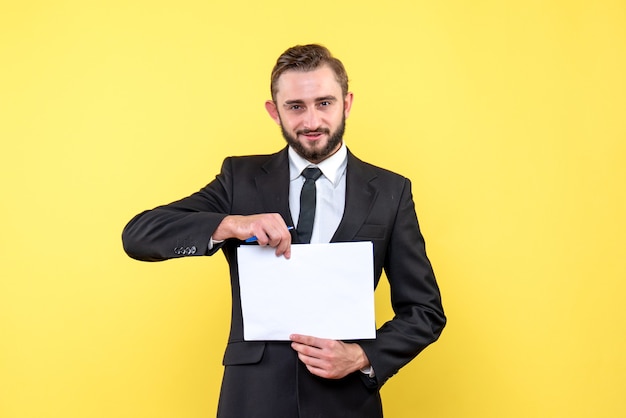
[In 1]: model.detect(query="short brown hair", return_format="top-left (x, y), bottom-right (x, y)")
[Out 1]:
top-left (270, 44), bottom-right (349, 101)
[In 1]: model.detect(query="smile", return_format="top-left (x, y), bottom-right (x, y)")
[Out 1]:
top-left (298, 128), bottom-right (330, 141)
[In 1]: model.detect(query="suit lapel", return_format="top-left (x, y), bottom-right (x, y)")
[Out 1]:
top-left (331, 151), bottom-right (379, 242)
top-left (254, 148), bottom-right (295, 227)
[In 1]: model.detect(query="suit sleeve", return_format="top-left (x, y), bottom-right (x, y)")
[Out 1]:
top-left (358, 178), bottom-right (446, 388)
top-left (122, 158), bottom-right (235, 261)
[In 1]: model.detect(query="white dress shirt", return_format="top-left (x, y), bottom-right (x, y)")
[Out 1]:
top-left (288, 144), bottom-right (347, 244)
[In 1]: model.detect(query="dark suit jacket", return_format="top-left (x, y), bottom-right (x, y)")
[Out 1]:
top-left (122, 147), bottom-right (446, 418)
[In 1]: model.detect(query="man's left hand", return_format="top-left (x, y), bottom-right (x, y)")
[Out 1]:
top-left (289, 334), bottom-right (370, 379)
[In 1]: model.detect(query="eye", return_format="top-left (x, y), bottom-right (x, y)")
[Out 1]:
top-left (318, 101), bottom-right (331, 107)
top-left (288, 104), bottom-right (303, 111)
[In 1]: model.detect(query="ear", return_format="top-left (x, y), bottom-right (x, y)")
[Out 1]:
top-left (265, 100), bottom-right (281, 125)
top-left (343, 92), bottom-right (354, 119)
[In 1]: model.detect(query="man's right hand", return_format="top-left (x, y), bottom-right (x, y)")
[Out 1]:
top-left (213, 214), bottom-right (293, 258)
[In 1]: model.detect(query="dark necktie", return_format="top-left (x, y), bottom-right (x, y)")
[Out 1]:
top-left (296, 167), bottom-right (323, 244)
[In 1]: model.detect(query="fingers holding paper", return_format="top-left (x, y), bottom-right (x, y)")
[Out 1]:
top-left (290, 334), bottom-right (370, 380)
top-left (213, 214), bottom-right (292, 258)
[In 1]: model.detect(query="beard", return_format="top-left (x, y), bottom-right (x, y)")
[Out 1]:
top-left (280, 115), bottom-right (346, 163)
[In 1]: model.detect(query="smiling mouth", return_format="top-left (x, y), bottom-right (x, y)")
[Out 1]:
top-left (298, 128), bottom-right (330, 140)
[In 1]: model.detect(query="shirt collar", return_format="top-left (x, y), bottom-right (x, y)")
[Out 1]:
top-left (288, 143), bottom-right (348, 186)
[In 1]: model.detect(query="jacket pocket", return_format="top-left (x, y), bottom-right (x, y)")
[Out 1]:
top-left (222, 341), bottom-right (266, 366)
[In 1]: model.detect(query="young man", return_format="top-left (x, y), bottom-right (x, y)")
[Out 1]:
top-left (122, 44), bottom-right (445, 418)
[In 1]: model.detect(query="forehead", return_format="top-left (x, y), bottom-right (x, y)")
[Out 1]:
top-left (274, 65), bottom-right (342, 101)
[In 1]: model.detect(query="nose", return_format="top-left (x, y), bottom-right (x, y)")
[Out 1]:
top-left (303, 108), bottom-right (322, 130)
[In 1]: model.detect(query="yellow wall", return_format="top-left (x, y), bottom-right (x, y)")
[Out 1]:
top-left (1, 1), bottom-right (625, 417)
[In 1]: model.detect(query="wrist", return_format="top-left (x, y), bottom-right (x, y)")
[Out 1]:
top-left (353, 343), bottom-right (371, 372)
top-left (212, 215), bottom-right (239, 241)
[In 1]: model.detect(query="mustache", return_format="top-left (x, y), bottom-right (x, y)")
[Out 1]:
top-left (296, 127), bottom-right (331, 135)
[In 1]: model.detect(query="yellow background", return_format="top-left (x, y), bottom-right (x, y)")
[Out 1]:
top-left (1, 1), bottom-right (625, 417)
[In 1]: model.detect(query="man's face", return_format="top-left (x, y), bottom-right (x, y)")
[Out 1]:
top-left (265, 65), bottom-right (353, 164)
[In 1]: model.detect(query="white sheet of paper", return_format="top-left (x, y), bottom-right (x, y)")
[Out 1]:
top-left (237, 241), bottom-right (376, 341)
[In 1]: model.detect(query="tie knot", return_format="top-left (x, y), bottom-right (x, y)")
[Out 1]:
top-left (302, 167), bottom-right (322, 181)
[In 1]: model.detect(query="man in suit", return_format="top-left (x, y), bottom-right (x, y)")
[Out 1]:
top-left (122, 44), bottom-right (445, 418)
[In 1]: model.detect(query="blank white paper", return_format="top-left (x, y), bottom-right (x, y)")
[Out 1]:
top-left (237, 241), bottom-right (376, 341)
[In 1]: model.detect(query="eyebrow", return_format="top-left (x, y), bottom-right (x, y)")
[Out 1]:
top-left (283, 96), bottom-right (338, 106)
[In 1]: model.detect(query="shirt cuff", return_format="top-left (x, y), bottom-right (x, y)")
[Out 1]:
top-left (208, 237), bottom-right (224, 251)
top-left (360, 366), bottom-right (375, 378)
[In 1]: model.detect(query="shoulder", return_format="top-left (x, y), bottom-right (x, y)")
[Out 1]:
top-left (220, 148), bottom-right (288, 173)
top-left (347, 149), bottom-right (409, 185)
